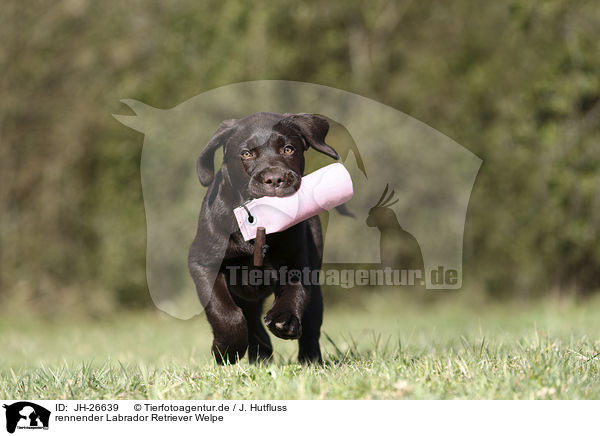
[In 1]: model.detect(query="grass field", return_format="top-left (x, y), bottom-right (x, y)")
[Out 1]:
top-left (1, 292), bottom-right (599, 399)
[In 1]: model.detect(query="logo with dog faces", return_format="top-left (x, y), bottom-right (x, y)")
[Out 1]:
top-left (114, 80), bottom-right (481, 319)
top-left (2, 402), bottom-right (50, 433)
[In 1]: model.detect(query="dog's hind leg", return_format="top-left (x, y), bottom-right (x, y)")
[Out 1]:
top-left (233, 296), bottom-right (273, 363)
top-left (298, 284), bottom-right (323, 364)
top-left (298, 217), bottom-right (324, 364)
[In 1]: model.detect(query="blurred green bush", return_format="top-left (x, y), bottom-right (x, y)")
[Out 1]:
top-left (1, 0), bottom-right (599, 314)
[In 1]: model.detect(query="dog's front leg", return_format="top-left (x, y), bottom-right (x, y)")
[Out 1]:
top-left (264, 281), bottom-right (307, 340)
top-left (189, 263), bottom-right (248, 364)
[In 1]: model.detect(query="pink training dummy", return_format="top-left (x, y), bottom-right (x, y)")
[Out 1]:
top-left (234, 163), bottom-right (353, 241)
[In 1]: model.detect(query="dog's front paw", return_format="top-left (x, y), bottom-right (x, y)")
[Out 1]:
top-left (212, 339), bottom-right (247, 365)
top-left (264, 310), bottom-right (302, 339)
top-left (211, 312), bottom-right (248, 364)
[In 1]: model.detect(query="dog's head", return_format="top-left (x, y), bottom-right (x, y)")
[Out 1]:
top-left (196, 112), bottom-right (339, 198)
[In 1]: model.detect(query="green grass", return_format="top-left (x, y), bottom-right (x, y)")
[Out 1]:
top-left (1, 293), bottom-right (599, 399)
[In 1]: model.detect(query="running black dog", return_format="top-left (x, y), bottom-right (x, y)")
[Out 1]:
top-left (188, 112), bottom-right (340, 364)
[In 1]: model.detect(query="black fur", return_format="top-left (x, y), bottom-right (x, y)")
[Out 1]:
top-left (188, 112), bottom-right (339, 364)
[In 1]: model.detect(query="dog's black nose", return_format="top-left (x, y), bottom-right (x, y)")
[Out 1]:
top-left (260, 168), bottom-right (286, 188)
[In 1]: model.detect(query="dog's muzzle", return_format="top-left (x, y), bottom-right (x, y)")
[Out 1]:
top-left (249, 167), bottom-right (300, 197)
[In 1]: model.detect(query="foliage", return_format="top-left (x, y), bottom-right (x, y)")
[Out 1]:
top-left (1, 0), bottom-right (600, 312)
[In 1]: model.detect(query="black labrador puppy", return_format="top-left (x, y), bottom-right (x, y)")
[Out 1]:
top-left (188, 112), bottom-right (339, 364)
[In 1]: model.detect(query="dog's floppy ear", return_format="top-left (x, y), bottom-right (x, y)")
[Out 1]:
top-left (197, 119), bottom-right (237, 186)
top-left (284, 113), bottom-right (339, 160)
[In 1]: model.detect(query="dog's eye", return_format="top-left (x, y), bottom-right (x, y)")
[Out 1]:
top-left (282, 145), bottom-right (295, 155)
top-left (240, 149), bottom-right (255, 159)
